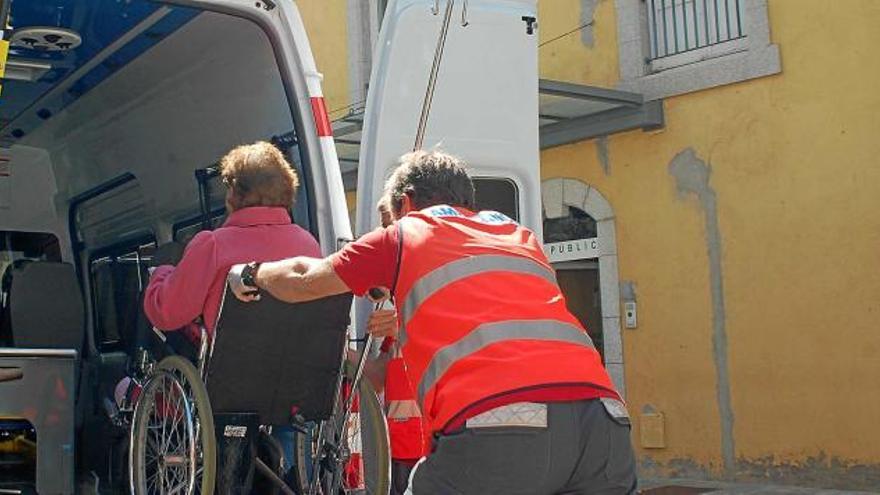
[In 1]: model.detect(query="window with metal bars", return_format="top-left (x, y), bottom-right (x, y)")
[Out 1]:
top-left (647, 0), bottom-right (745, 60)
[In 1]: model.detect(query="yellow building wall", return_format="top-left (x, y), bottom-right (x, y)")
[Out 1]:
top-left (540, 0), bottom-right (880, 487)
top-left (346, 189), bottom-right (357, 228)
top-left (296, 0), bottom-right (350, 114)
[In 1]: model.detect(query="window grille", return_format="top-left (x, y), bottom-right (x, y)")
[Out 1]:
top-left (647, 0), bottom-right (744, 60)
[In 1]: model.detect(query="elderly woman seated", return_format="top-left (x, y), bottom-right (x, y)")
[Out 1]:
top-left (142, 140), bottom-right (319, 486)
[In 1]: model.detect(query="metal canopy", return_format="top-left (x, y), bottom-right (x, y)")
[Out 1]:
top-left (333, 79), bottom-right (664, 189)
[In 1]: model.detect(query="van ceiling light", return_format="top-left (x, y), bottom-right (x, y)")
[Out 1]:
top-left (10, 27), bottom-right (82, 52)
top-left (2, 59), bottom-right (52, 82)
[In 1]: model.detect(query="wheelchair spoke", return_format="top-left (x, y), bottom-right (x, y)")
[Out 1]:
top-left (192, 464), bottom-right (204, 495)
top-left (147, 468), bottom-right (165, 495)
top-left (158, 388), bottom-right (168, 455)
top-left (159, 375), bottom-right (174, 455)
top-left (166, 383), bottom-right (184, 452)
top-left (148, 431), bottom-right (163, 460)
top-left (167, 466), bottom-right (188, 495)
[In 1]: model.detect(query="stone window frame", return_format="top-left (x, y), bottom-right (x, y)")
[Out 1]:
top-left (542, 178), bottom-right (626, 398)
top-left (615, 0), bottom-right (781, 101)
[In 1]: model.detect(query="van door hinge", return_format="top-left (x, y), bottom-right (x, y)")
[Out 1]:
top-left (522, 16), bottom-right (537, 35)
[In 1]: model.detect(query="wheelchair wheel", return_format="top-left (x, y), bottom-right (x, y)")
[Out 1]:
top-left (345, 374), bottom-right (391, 495)
top-left (130, 356), bottom-right (216, 495)
top-left (297, 363), bottom-right (391, 494)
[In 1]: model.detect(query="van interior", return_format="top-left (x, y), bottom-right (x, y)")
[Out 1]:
top-left (1, 2), bottom-right (335, 490)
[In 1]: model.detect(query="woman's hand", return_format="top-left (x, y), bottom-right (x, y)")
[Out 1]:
top-left (367, 309), bottom-right (398, 338)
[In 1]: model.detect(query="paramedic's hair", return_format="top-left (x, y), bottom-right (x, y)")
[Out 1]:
top-left (376, 195), bottom-right (394, 228)
top-left (220, 141), bottom-right (299, 210)
top-left (384, 150), bottom-right (475, 215)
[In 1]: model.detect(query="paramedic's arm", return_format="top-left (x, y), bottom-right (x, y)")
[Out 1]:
top-left (253, 257), bottom-right (349, 303)
top-left (144, 232), bottom-right (218, 330)
top-left (232, 225), bottom-right (397, 304)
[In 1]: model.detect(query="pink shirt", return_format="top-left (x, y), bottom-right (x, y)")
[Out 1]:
top-left (144, 206), bottom-right (320, 340)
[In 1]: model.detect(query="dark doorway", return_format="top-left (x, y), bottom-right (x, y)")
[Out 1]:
top-left (556, 263), bottom-right (603, 361)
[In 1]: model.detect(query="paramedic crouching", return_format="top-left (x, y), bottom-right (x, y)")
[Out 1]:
top-left (229, 150), bottom-right (637, 494)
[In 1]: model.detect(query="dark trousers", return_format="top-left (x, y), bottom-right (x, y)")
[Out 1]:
top-left (409, 399), bottom-right (637, 494)
top-left (392, 460), bottom-right (417, 495)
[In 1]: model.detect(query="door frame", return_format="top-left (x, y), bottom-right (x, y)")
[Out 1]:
top-left (542, 178), bottom-right (626, 397)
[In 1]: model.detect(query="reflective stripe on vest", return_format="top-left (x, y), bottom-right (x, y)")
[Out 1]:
top-left (416, 319), bottom-right (596, 403)
top-left (398, 254), bottom-right (557, 344)
top-left (386, 399), bottom-right (422, 420)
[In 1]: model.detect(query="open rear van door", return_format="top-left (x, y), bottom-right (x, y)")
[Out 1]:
top-left (162, 0), bottom-right (352, 252)
top-left (356, 0), bottom-right (541, 234)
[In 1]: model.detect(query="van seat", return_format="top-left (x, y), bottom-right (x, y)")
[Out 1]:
top-left (9, 262), bottom-right (84, 354)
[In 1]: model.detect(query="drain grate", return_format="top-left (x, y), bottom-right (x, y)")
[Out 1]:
top-left (640, 486), bottom-right (718, 495)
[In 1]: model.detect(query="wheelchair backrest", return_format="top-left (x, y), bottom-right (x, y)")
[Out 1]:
top-left (9, 261), bottom-right (84, 354)
top-left (206, 287), bottom-right (353, 425)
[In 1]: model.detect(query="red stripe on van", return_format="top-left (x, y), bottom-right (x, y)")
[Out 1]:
top-left (310, 97), bottom-right (333, 137)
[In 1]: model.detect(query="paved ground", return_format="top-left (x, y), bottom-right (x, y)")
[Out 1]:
top-left (640, 478), bottom-right (879, 495)
top-left (60, 475), bottom-right (879, 494)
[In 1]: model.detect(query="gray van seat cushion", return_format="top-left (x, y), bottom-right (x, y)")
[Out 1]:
top-left (10, 261), bottom-right (85, 353)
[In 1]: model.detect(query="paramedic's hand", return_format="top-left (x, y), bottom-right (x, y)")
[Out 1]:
top-left (367, 309), bottom-right (398, 338)
top-left (228, 264), bottom-right (261, 302)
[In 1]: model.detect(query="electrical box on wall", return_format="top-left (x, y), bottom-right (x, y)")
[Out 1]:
top-left (640, 411), bottom-right (666, 449)
top-left (624, 301), bottom-right (637, 328)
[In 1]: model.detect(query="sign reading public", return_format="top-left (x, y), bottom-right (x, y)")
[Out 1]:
top-left (543, 237), bottom-right (599, 263)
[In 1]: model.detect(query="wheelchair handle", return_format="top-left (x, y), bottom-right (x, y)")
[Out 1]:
top-left (368, 287), bottom-right (387, 301)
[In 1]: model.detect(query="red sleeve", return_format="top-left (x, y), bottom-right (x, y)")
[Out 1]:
top-left (329, 225), bottom-right (398, 297)
top-left (143, 231), bottom-right (218, 330)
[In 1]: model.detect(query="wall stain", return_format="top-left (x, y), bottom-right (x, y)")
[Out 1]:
top-left (639, 454), bottom-right (880, 491)
top-left (620, 280), bottom-right (637, 302)
top-left (597, 135), bottom-right (611, 175)
top-left (668, 148), bottom-right (735, 478)
top-left (639, 456), bottom-right (712, 480)
top-left (580, 0), bottom-right (599, 47)
top-left (736, 454), bottom-right (880, 491)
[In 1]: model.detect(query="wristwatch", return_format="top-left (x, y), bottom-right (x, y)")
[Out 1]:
top-left (241, 261), bottom-right (262, 290)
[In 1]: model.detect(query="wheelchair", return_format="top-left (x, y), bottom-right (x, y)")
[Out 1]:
top-left (124, 281), bottom-right (391, 494)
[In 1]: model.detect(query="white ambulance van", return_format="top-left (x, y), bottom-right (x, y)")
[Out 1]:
top-left (0, 0), bottom-right (539, 493)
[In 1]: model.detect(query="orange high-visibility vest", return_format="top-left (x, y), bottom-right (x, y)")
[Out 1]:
top-left (384, 343), bottom-right (430, 460)
top-left (394, 205), bottom-right (619, 433)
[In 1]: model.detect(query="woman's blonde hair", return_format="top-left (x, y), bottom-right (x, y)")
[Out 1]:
top-left (219, 141), bottom-right (299, 210)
